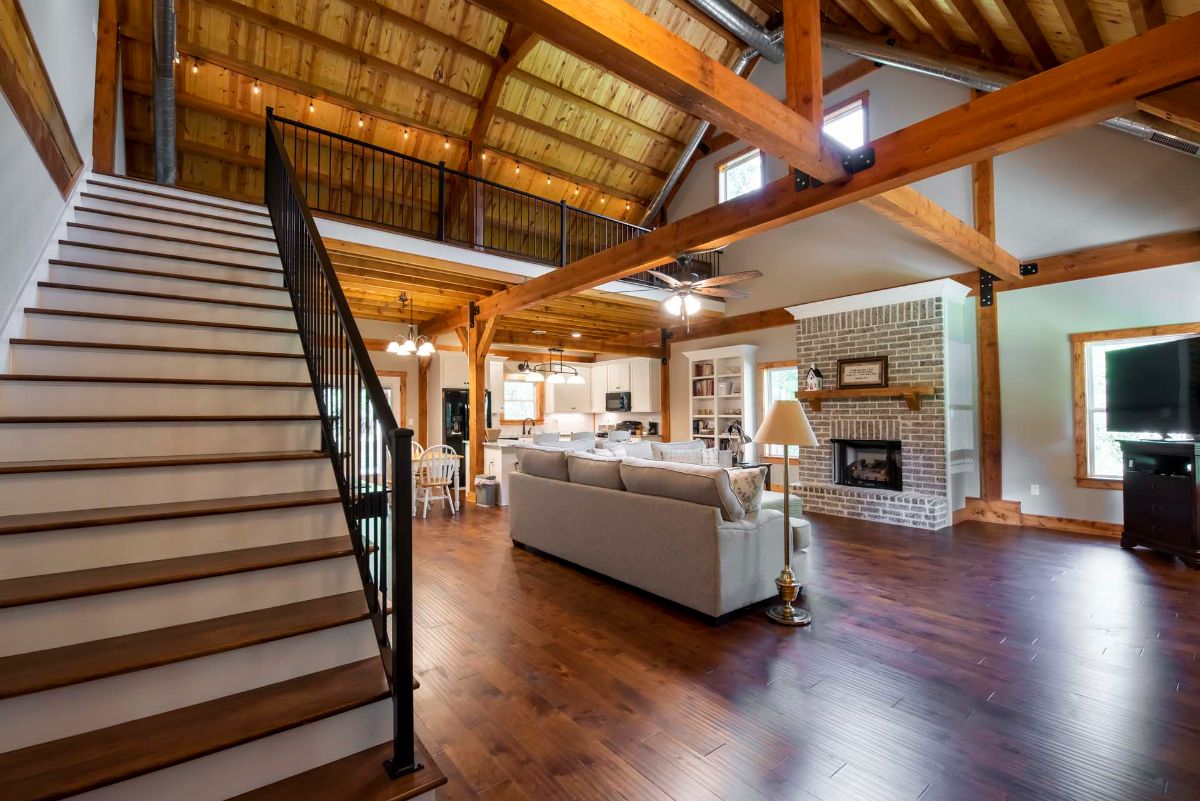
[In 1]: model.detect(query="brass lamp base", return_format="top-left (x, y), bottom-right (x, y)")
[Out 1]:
top-left (766, 568), bottom-right (811, 626)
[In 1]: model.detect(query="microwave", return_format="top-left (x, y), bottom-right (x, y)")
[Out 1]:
top-left (605, 391), bottom-right (632, 412)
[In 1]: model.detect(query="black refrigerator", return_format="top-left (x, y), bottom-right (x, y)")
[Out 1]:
top-left (442, 389), bottom-right (492, 487)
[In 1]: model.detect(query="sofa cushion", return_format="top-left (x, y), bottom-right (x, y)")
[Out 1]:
top-left (650, 440), bottom-right (705, 461)
top-left (514, 445), bottom-right (569, 481)
top-left (567, 451), bottom-right (625, 490)
top-left (727, 466), bottom-right (767, 512)
top-left (660, 449), bottom-right (703, 465)
top-left (619, 457), bottom-right (745, 522)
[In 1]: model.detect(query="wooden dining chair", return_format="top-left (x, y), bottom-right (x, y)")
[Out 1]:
top-left (409, 442), bottom-right (424, 516)
top-left (415, 445), bottom-right (459, 518)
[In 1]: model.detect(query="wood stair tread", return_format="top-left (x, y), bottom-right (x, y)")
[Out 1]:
top-left (0, 413), bottom-right (320, 423)
top-left (0, 488), bottom-right (340, 536)
top-left (23, 307), bottom-right (297, 334)
top-left (0, 450), bottom-right (327, 475)
top-left (8, 338), bottom-right (305, 359)
top-left (48, 259), bottom-right (288, 291)
top-left (0, 657), bottom-right (388, 801)
top-left (58, 239), bottom-right (283, 273)
top-left (74, 207), bottom-right (278, 243)
top-left (0, 374), bottom-right (311, 388)
top-left (67, 222), bottom-right (279, 257)
top-left (0, 591), bottom-right (369, 698)
top-left (38, 281), bottom-right (293, 311)
top-left (79, 192), bottom-right (275, 230)
top-left (0, 533), bottom-right (353, 608)
top-left (230, 739), bottom-right (446, 801)
top-left (88, 177), bottom-right (270, 217)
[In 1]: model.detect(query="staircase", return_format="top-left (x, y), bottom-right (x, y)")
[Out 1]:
top-left (0, 174), bottom-right (443, 801)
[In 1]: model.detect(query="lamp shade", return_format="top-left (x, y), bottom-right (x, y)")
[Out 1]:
top-left (754, 399), bottom-right (817, 447)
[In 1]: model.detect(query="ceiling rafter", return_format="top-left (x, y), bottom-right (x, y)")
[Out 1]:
top-left (905, 0), bottom-right (961, 54)
top-left (491, 108), bottom-right (670, 179)
top-left (944, 0), bottom-right (1007, 63)
top-left (464, 24), bottom-right (539, 173)
top-left (336, 0), bottom-right (499, 68)
top-left (1136, 82), bottom-right (1200, 136)
top-left (1125, 0), bottom-right (1165, 35)
top-left (991, 0), bottom-right (1059, 70)
top-left (861, 0), bottom-right (920, 41)
top-left (828, 0), bottom-right (885, 33)
top-left (1050, 0), bottom-right (1104, 54)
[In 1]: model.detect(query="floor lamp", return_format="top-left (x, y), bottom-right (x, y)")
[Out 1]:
top-left (754, 399), bottom-right (817, 626)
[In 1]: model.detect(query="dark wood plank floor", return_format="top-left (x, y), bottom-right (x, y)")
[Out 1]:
top-left (411, 507), bottom-right (1199, 801)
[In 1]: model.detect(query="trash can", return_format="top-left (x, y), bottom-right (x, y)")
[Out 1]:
top-left (474, 475), bottom-right (498, 507)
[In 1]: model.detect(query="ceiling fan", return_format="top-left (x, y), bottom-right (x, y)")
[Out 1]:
top-left (639, 250), bottom-right (763, 330)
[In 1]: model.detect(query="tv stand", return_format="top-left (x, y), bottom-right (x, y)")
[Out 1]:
top-left (1119, 440), bottom-right (1200, 569)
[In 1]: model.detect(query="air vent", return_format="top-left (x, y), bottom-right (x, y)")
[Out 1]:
top-left (1148, 132), bottom-right (1200, 156)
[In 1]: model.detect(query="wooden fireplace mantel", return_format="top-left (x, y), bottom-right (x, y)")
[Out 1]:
top-left (797, 384), bottom-right (935, 412)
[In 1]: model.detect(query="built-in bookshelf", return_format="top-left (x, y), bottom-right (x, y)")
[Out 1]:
top-left (683, 345), bottom-right (759, 459)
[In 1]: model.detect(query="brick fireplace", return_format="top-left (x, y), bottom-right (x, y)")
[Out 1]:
top-left (787, 279), bottom-right (972, 531)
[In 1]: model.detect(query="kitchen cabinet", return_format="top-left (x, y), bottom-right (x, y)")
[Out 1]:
top-left (607, 362), bottom-right (630, 392)
top-left (589, 358), bottom-right (660, 413)
top-left (546, 366), bottom-right (592, 413)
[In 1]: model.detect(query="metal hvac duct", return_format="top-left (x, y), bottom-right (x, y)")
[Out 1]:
top-left (688, 0), bottom-right (785, 62)
top-left (152, 0), bottom-right (178, 184)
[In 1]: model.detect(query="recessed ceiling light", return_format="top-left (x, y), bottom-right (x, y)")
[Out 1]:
top-left (532, 329), bottom-right (547, 335)
top-left (571, 332), bottom-right (582, 338)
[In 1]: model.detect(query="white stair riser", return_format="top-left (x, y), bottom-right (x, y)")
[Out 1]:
top-left (0, 459), bottom-right (336, 515)
top-left (87, 178), bottom-right (268, 217)
top-left (48, 264), bottom-right (288, 306)
top-left (57, 242), bottom-right (285, 286)
top-left (78, 196), bottom-right (273, 239)
top-left (73, 209), bottom-right (279, 253)
top-left (10, 345), bottom-right (310, 381)
top-left (0, 503), bottom-right (346, 579)
top-left (0, 381), bottom-right (315, 416)
top-left (0, 420), bottom-right (323, 460)
top-left (66, 228), bottom-right (281, 270)
top-left (67, 701), bottom-right (391, 801)
top-left (23, 314), bottom-right (301, 353)
top-left (36, 286), bottom-right (297, 328)
top-left (0, 621), bottom-right (378, 753)
top-left (0, 556), bottom-right (363, 656)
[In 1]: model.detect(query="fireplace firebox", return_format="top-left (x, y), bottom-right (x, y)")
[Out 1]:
top-left (831, 439), bottom-right (903, 491)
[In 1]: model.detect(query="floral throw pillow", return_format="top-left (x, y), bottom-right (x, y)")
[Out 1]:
top-left (727, 466), bottom-right (766, 513)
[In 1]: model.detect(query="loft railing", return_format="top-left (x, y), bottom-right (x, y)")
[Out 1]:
top-left (268, 112), bottom-right (718, 286)
top-left (264, 109), bottom-right (418, 778)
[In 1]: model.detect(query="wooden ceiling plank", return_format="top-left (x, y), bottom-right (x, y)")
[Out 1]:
top-left (860, 0), bottom-right (921, 41)
top-left (1125, 0), bottom-right (1165, 35)
top-left (991, 0), bottom-right (1059, 69)
top-left (905, 0), bottom-right (962, 53)
top-left (491, 108), bottom-right (669, 179)
top-left (658, 0), bottom-right (747, 46)
top-left (187, 0), bottom-right (478, 108)
top-left (1136, 82), bottom-right (1200, 136)
top-left (783, 0), bottom-right (825, 125)
top-left (417, 12), bottom-right (1200, 335)
top-left (123, 78), bottom-right (263, 126)
top-left (1050, 0), bottom-right (1104, 54)
top-left (944, 0), bottom-right (1008, 63)
top-left (828, 0), bottom-right (886, 33)
top-left (337, 0), bottom-right (498, 68)
top-left (819, 0), bottom-right (850, 27)
top-left (483, 145), bottom-right (648, 205)
top-left (469, 0), bottom-right (846, 183)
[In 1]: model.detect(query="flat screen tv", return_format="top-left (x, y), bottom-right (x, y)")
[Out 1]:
top-left (1105, 336), bottom-right (1200, 435)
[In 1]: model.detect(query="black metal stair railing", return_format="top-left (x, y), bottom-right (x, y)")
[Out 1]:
top-left (268, 112), bottom-right (719, 286)
top-left (264, 108), bottom-right (418, 778)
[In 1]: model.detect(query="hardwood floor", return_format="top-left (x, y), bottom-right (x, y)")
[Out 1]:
top-left (411, 507), bottom-right (1199, 801)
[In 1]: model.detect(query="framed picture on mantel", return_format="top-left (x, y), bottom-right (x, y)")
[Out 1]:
top-left (837, 356), bottom-right (889, 389)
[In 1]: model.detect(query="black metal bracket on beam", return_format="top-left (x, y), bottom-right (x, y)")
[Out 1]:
top-left (979, 270), bottom-right (996, 307)
top-left (794, 168), bottom-right (822, 191)
top-left (841, 146), bottom-right (876, 174)
top-left (660, 328), bottom-right (674, 364)
top-left (467, 301), bottom-right (479, 331)
top-left (1019, 262), bottom-right (1039, 276)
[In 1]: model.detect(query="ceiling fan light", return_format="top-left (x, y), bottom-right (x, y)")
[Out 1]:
top-left (664, 294), bottom-right (682, 316)
top-left (683, 293), bottom-right (702, 315)
top-left (416, 340), bottom-right (435, 357)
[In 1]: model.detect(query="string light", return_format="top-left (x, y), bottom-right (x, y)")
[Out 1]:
top-left (600, 195), bottom-right (607, 204)
top-left (191, 60), bottom-right (199, 75)
top-left (515, 163), bottom-right (521, 175)
top-left (252, 79), bottom-right (260, 95)
top-left (480, 151), bottom-right (487, 161)
top-left (625, 201), bottom-right (631, 211)
top-left (545, 176), bottom-right (551, 186)
top-left (358, 115), bottom-right (365, 127)
top-left (174, 52), bottom-right (180, 65)
top-left (443, 136), bottom-right (450, 150)
top-left (403, 127), bottom-right (409, 140)
top-left (573, 186), bottom-right (579, 197)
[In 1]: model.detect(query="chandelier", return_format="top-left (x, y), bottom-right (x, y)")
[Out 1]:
top-left (505, 348), bottom-right (585, 384)
top-left (384, 292), bottom-right (436, 357)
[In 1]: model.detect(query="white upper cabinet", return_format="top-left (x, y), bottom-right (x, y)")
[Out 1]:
top-left (589, 358), bottom-right (659, 412)
top-left (546, 366), bottom-right (592, 413)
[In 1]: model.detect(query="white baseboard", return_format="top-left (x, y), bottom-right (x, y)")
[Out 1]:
top-left (0, 163), bottom-right (91, 373)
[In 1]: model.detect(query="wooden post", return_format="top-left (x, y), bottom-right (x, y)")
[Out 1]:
top-left (659, 351), bottom-right (671, 441)
top-left (92, 0), bottom-right (119, 174)
top-left (466, 317), bottom-right (498, 501)
top-left (417, 356), bottom-right (431, 446)
top-left (973, 119), bottom-right (1002, 501)
top-left (783, 0), bottom-right (824, 125)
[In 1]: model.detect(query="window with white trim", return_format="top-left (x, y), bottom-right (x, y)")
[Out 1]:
top-left (760, 363), bottom-right (801, 458)
top-left (717, 148), bottom-right (763, 202)
top-left (502, 380), bottom-right (539, 422)
top-left (824, 94), bottom-right (867, 151)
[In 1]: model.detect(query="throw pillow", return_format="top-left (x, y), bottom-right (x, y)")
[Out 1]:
top-left (661, 449), bottom-right (703, 465)
top-left (601, 444), bottom-right (628, 457)
top-left (727, 466), bottom-right (766, 513)
top-left (650, 440), bottom-right (705, 461)
top-left (567, 451), bottom-right (625, 490)
top-left (513, 445), bottom-right (569, 481)
top-left (619, 457), bottom-right (745, 522)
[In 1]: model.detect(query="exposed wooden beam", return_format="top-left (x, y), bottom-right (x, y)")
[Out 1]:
top-left (125, 128), bottom-right (262, 169)
top-left (658, 0), bottom-right (746, 47)
top-left (124, 77), bottom-right (264, 126)
top-left (188, 0), bottom-right (479, 108)
top-left (417, 357), bottom-right (431, 445)
top-left (828, 0), bottom-right (886, 34)
top-left (861, 186), bottom-right (1022, 280)
top-left (1050, 0), bottom-right (1104, 54)
top-left (944, 0), bottom-right (1007, 63)
top-left (483, 145), bottom-right (649, 206)
top-left (337, 0), bottom-right (498, 68)
top-left (1136, 82), bottom-right (1200, 136)
top-left (972, 144), bottom-right (1002, 502)
top-left (992, 0), bottom-right (1059, 70)
top-left (783, 0), bottom-right (824, 125)
top-left (464, 24), bottom-right (538, 173)
top-left (418, 14), bottom-right (1200, 336)
top-left (1125, 0), bottom-right (1165, 35)
top-left (491, 108), bottom-right (669, 179)
top-left (906, 0), bottom-right (961, 54)
top-left (92, 0), bottom-right (119, 174)
top-left (469, 0), bottom-right (846, 183)
top-left (819, 0), bottom-right (850, 28)
top-left (822, 59), bottom-right (882, 96)
top-left (861, 0), bottom-right (920, 41)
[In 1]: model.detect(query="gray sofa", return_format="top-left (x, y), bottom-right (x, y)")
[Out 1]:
top-left (508, 446), bottom-right (799, 622)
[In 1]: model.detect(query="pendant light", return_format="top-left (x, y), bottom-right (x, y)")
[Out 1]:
top-left (385, 292), bottom-right (435, 357)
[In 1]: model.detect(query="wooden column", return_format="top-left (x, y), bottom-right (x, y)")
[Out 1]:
top-left (783, 0), bottom-right (824, 125)
top-left (466, 316), bottom-right (498, 500)
top-left (973, 131), bottom-right (1003, 501)
top-left (659, 350), bottom-right (671, 441)
top-left (417, 356), bottom-right (431, 446)
top-left (92, 0), bottom-right (119, 174)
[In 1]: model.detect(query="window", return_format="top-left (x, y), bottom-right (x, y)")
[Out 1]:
top-left (824, 93), bottom-right (867, 151)
top-left (759, 361), bottom-right (801, 459)
top-left (1071, 324), bottom-right (1199, 487)
top-left (502, 380), bottom-right (541, 423)
top-left (717, 148), bottom-right (763, 202)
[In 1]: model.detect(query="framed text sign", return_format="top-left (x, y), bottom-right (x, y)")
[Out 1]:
top-left (837, 356), bottom-right (889, 389)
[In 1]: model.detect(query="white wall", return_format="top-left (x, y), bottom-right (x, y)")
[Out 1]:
top-left (0, 1), bottom-right (100, 365)
top-left (997, 263), bottom-right (1200, 524)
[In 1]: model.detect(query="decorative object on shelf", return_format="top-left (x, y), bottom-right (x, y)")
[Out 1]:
top-left (754, 399), bottom-right (817, 627)
top-left (837, 355), bottom-right (888, 388)
top-left (725, 422), bottom-right (751, 464)
top-left (505, 348), bottom-right (586, 384)
top-left (805, 363), bottom-right (824, 391)
top-left (384, 292), bottom-right (436, 357)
